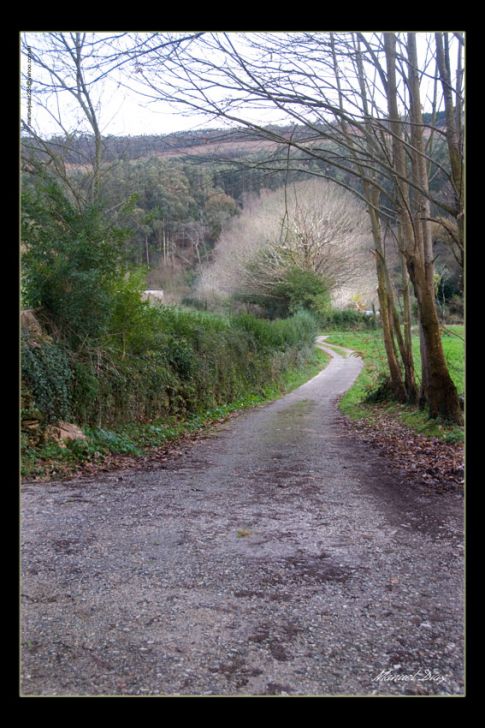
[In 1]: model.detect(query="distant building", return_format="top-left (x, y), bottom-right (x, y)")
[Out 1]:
top-left (141, 289), bottom-right (164, 304)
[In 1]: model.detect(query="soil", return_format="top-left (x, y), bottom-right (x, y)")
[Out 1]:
top-left (20, 341), bottom-right (464, 696)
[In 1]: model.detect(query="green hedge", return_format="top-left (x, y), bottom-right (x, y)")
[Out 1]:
top-left (318, 308), bottom-right (378, 330)
top-left (21, 334), bottom-right (73, 423)
top-left (21, 307), bottom-right (318, 430)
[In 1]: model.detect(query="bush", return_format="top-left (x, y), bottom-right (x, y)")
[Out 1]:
top-left (22, 173), bottom-right (129, 348)
top-left (234, 268), bottom-right (331, 320)
top-left (21, 172), bottom-right (321, 431)
top-left (445, 294), bottom-right (464, 323)
top-left (22, 305), bottom-right (319, 430)
top-left (232, 309), bottom-right (317, 351)
top-left (319, 308), bottom-right (377, 330)
top-left (21, 335), bottom-right (73, 424)
top-left (274, 267), bottom-right (331, 317)
top-left (364, 374), bottom-right (395, 403)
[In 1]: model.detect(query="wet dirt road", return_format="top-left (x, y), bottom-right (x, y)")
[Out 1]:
top-left (21, 342), bottom-right (464, 696)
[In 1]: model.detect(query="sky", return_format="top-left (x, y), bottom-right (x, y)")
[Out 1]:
top-left (21, 49), bottom-right (211, 136)
top-left (21, 31), bottom-right (462, 139)
top-left (21, 31), bottom-right (287, 138)
top-left (22, 63), bottom-right (281, 138)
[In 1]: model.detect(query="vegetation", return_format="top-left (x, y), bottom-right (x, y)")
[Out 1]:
top-left (21, 30), bottom-right (464, 465)
top-left (127, 31), bottom-right (463, 421)
top-left (196, 179), bottom-right (373, 317)
top-left (22, 143), bottom-right (312, 295)
top-left (22, 301), bottom-right (318, 422)
top-left (21, 173), bottom-right (130, 347)
top-left (326, 326), bottom-right (464, 439)
top-left (318, 309), bottom-right (378, 330)
top-left (22, 344), bottom-right (329, 480)
top-left (21, 141), bottom-right (327, 480)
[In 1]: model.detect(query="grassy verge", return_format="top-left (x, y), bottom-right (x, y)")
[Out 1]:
top-left (326, 325), bottom-right (464, 443)
top-left (22, 346), bottom-right (330, 481)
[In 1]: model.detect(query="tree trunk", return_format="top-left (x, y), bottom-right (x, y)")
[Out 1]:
top-left (384, 32), bottom-right (463, 424)
top-left (351, 39), bottom-right (409, 403)
top-left (435, 32), bottom-right (464, 240)
top-left (387, 266), bottom-right (417, 404)
top-left (399, 249), bottom-right (417, 403)
top-left (414, 271), bottom-right (462, 421)
top-left (406, 32), bottom-right (462, 424)
top-left (365, 185), bottom-right (406, 402)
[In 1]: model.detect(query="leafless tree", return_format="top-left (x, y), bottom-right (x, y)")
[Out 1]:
top-left (132, 31), bottom-right (463, 422)
top-left (21, 32), bottom-right (110, 205)
top-left (382, 32), bottom-right (462, 420)
top-left (197, 179), bottom-right (373, 307)
top-left (21, 31), bottom-right (205, 207)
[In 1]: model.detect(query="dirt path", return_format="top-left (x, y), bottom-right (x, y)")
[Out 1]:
top-left (21, 340), bottom-right (464, 696)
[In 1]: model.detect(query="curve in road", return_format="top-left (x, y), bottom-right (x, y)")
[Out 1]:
top-left (21, 339), bottom-right (464, 696)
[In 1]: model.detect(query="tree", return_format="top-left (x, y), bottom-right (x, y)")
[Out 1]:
top-left (21, 171), bottom-right (128, 348)
top-left (133, 31), bottom-right (463, 422)
top-left (434, 32), bottom-right (464, 260)
top-left (21, 33), bottom-right (137, 348)
top-left (197, 178), bottom-right (373, 317)
top-left (22, 32), bottom-right (110, 205)
top-left (383, 32), bottom-right (462, 421)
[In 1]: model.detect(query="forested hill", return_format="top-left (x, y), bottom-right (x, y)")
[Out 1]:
top-left (22, 111), bottom-right (447, 166)
top-left (22, 125), bottom-right (321, 292)
top-left (23, 124), bottom-right (313, 165)
top-left (21, 111), bottom-right (454, 297)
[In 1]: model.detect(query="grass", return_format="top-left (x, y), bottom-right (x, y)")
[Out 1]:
top-left (22, 346), bottom-right (330, 481)
top-left (326, 324), bottom-right (464, 442)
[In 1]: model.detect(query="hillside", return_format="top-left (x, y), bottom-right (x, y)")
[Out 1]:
top-left (21, 113), bottom-right (458, 309)
top-left (22, 110), bottom-right (448, 166)
top-left (22, 124), bottom-right (312, 166)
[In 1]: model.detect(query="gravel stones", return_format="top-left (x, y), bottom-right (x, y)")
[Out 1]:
top-left (21, 345), bottom-right (464, 696)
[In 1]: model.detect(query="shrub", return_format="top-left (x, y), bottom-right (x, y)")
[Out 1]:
top-left (364, 374), bottom-right (395, 403)
top-left (319, 308), bottom-right (377, 330)
top-left (22, 305), bottom-right (319, 430)
top-left (22, 173), bottom-right (129, 348)
top-left (21, 335), bottom-right (73, 424)
top-left (273, 267), bottom-right (331, 317)
top-left (446, 295), bottom-right (464, 323)
top-left (21, 172), bottom-right (323, 435)
top-left (233, 268), bottom-right (331, 320)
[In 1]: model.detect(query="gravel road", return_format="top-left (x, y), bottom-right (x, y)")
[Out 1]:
top-left (21, 341), bottom-right (464, 696)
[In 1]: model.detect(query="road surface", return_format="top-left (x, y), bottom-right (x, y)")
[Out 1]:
top-left (21, 341), bottom-right (464, 696)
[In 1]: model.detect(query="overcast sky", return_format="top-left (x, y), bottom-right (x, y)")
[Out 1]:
top-left (21, 31), bottom-right (288, 137)
top-left (21, 32), bottom-right (460, 139)
top-left (22, 64), bottom-right (283, 138)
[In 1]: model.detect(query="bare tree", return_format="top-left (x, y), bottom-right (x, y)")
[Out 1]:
top-left (383, 32), bottom-right (462, 421)
top-left (329, 32), bottom-right (412, 402)
top-left (21, 31), bottom-right (206, 206)
top-left (434, 31), bottom-right (464, 257)
top-left (21, 31), bottom-right (463, 421)
top-left (197, 179), bottom-right (373, 308)
top-left (133, 31), bottom-right (463, 422)
top-left (21, 32), bottom-right (110, 204)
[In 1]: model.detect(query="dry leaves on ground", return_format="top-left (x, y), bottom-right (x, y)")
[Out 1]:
top-left (341, 409), bottom-right (464, 492)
